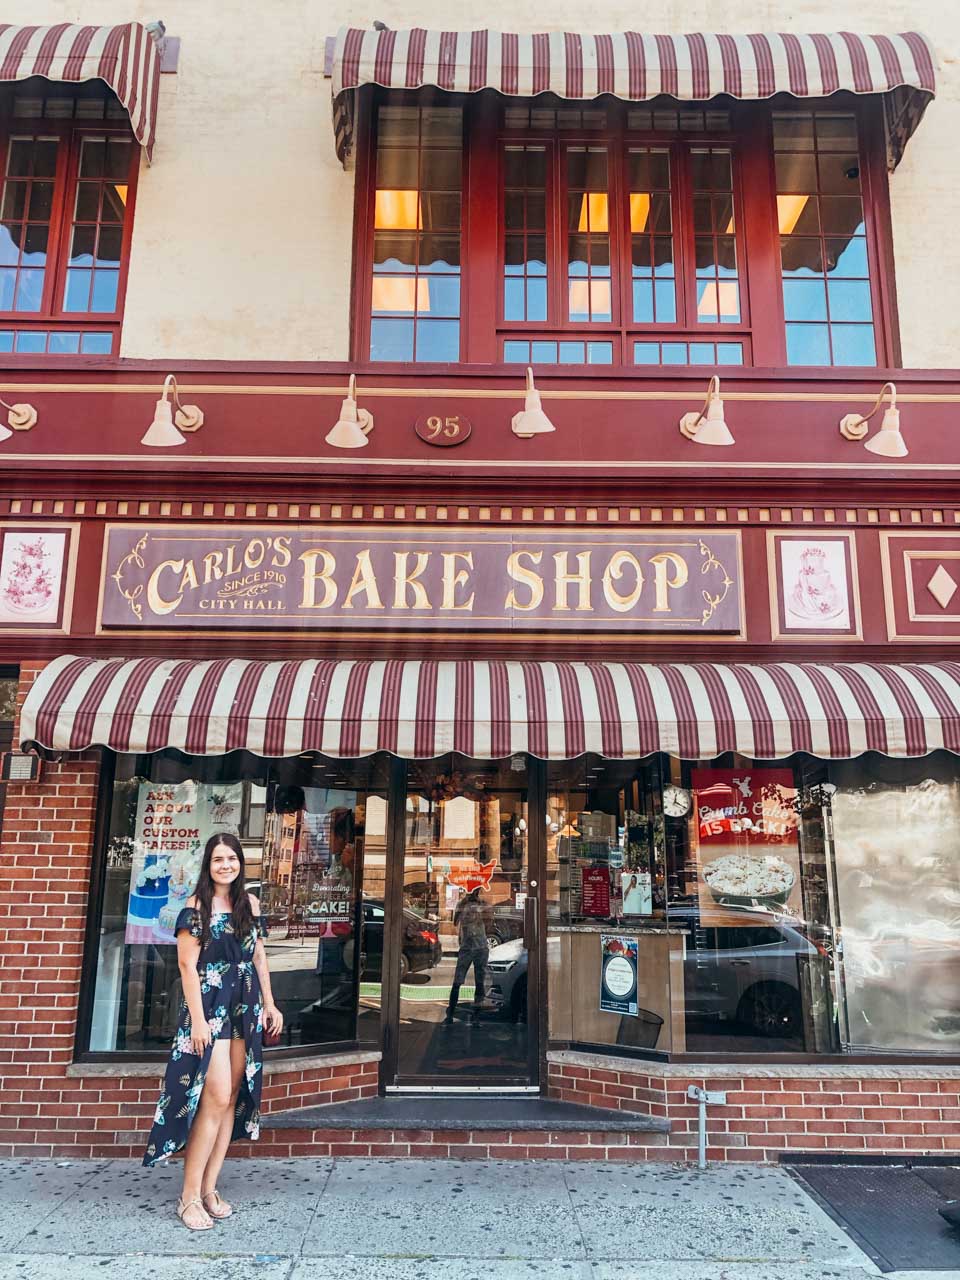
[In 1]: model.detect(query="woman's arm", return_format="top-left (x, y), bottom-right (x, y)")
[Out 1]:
top-left (176, 922), bottom-right (210, 1055)
top-left (249, 893), bottom-right (283, 1035)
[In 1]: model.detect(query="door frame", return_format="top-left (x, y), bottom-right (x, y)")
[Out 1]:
top-left (377, 753), bottom-right (546, 1092)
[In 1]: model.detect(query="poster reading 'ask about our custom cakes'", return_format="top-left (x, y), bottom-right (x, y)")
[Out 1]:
top-left (692, 768), bottom-right (802, 928)
top-left (124, 782), bottom-right (242, 945)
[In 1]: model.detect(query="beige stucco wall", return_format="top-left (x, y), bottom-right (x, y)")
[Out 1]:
top-left (18, 1), bottom-right (960, 367)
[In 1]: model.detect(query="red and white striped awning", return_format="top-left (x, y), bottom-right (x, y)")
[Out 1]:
top-left (0, 23), bottom-right (161, 159)
top-left (331, 27), bottom-right (936, 170)
top-left (21, 655), bottom-right (960, 761)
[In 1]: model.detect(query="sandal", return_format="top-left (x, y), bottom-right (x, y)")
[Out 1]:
top-left (176, 1196), bottom-right (214, 1231)
top-left (202, 1189), bottom-right (233, 1219)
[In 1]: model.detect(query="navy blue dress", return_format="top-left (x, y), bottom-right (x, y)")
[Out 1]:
top-left (143, 907), bottom-right (266, 1167)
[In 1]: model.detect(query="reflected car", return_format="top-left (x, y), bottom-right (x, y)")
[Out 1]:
top-left (486, 938), bottom-right (528, 1021)
top-left (342, 898), bottom-right (442, 980)
top-left (678, 915), bottom-right (820, 1038)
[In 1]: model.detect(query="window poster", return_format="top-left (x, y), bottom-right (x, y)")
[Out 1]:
top-left (600, 934), bottom-right (639, 1016)
top-left (124, 781), bottom-right (243, 944)
top-left (581, 864), bottom-right (611, 916)
top-left (692, 767), bottom-right (801, 927)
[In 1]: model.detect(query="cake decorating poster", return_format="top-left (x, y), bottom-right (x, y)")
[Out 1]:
top-left (691, 768), bottom-right (802, 927)
top-left (124, 782), bottom-right (242, 944)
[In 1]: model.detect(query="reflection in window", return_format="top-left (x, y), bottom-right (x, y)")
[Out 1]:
top-left (630, 148), bottom-right (675, 324)
top-left (63, 136), bottom-right (130, 313)
top-left (503, 338), bottom-right (613, 364)
top-left (634, 339), bottom-right (743, 366)
top-left (0, 135), bottom-right (57, 312)
top-left (87, 752), bottom-right (389, 1053)
top-left (566, 147), bottom-right (612, 322)
top-left (0, 328), bottom-right (113, 354)
top-left (370, 105), bottom-right (462, 362)
top-left (503, 145), bottom-right (547, 322)
top-left (775, 112), bottom-right (876, 366)
top-left (691, 147), bottom-right (740, 323)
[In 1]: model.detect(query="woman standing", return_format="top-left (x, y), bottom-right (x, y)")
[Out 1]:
top-left (143, 832), bottom-right (283, 1230)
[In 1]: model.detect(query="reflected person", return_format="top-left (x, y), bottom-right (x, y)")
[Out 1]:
top-left (444, 888), bottom-right (489, 1023)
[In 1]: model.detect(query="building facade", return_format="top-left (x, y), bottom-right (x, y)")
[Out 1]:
top-left (1, 2), bottom-right (960, 1163)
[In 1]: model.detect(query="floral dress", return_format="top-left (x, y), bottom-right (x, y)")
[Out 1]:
top-left (143, 908), bottom-right (265, 1167)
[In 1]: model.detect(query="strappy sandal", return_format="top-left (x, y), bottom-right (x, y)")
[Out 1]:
top-left (202, 1189), bottom-right (233, 1219)
top-left (176, 1195), bottom-right (214, 1230)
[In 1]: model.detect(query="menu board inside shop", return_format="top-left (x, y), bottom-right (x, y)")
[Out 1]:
top-left (99, 524), bottom-right (743, 633)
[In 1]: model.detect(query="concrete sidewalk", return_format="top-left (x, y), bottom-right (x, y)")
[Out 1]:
top-left (0, 1156), bottom-right (954, 1280)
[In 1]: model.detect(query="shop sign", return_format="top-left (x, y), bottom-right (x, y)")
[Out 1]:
top-left (446, 860), bottom-right (498, 892)
top-left (600, 934), bottom-right (639, 1016)
top-left (100, 524), bottom-right (742, 632)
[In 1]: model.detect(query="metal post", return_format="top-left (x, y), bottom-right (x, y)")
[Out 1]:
top-left (687, 1084), bottom-right (727, 1170)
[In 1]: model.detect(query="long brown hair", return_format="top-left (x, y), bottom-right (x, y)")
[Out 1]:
top-left (193, 832), bottom-right (255, 945)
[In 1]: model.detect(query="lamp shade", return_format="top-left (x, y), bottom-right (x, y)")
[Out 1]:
top-left (864, 405), bottom-right (908, 458)
top-left (325, 374), bottom-right (374, 449)
top-left (141, 395), bottom-right (186, 447)
top-left (511, 368), bottom-right (556, 439)
top-left (691, 388), bottom-right (735, 447)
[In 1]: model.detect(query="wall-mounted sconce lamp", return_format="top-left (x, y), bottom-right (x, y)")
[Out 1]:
top-left (0, 397), bottom-right (38, 443)
top-left (679, 375), bottom-right (735, 447)
top-left (839, 381), bottom-right (907, 458)
top-left (512, 368), bottom-right (556, 439)
top-left (141, 375), bottom-right (204, 447)
top-left (325, 374), bottom-right (374, 449)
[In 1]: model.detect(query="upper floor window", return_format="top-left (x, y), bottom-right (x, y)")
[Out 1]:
top-left (356, 94), bottom-right (893, 370)
top-left (0, 81), bottom-right (138, 357)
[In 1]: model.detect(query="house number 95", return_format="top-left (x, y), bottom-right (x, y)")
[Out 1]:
top-left (415, 414), bottom-right (472, 447)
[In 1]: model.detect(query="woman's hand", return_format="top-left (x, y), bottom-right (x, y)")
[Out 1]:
top-left (190, 1017), bottom-right (212, 1056)
top-left (264, 1004), bottom-right (284, 1036)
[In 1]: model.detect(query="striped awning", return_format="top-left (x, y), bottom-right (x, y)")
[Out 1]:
top-left (331, 27), bottom-right (936, 170)
top-left (20, 654), bottom-right (960, 761)
top-left (0, 23), bottom-right (161, 159)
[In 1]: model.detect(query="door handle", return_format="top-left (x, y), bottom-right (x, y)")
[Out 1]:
top-left (729, 959), bottom-right (750, 966)
top-left (523, 896), bottom-right (538, 951)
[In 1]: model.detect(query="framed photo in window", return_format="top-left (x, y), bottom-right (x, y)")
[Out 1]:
top-left (0, 523), bottom-right (79, 632)
top-left (767, 531), bottom-right (861, 639)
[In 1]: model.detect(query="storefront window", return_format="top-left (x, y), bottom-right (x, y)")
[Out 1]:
top-left (87, 750), bottom-right (389, 1055)
top-left (827, 752), bottom-right (960, 1054)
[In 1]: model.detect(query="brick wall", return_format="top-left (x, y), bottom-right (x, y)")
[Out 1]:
top-left (548, 1055), bottom-right (960, 1162)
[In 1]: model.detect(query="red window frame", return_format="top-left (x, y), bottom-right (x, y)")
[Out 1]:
top-left (0, 112), bottom-right (140, 358)
top-left (350, 87), bottom-right (898, 370)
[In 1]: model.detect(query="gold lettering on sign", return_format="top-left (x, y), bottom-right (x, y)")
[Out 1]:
top-left (602, 551), bottom-right (644, 613)
top-left (394, 551), bottom-right (432, 609)
top-left (441, 551), bottom-right (475, 611)
top-left (553, 550), bottom-right (593, 612)
top-left (147, 558), bottom-right (185, 615)
top-left (505, 550), bottom-right (544, 611)
top-left (650, 552), bottom-right (689, 613)
top-left (202, 551), bottom-right (224, 584)
top-left (342, 550), bottom-right (384, 610)
top-left (298, 549), bottom-right (338, 609)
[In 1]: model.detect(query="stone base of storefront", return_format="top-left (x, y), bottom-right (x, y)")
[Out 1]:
top-left (547, 1050), bottom-right (960, 1162)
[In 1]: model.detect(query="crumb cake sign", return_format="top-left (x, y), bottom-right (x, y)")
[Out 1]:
top-left (100, 525), bottom-right (743, 633)
top-left (691, 768), bottom-right (802, 927)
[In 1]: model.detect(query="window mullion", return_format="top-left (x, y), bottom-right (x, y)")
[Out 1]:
top-left (675, 141), bottom-right (695, 330)
top-left (47, 127), bottom-right (78, 320)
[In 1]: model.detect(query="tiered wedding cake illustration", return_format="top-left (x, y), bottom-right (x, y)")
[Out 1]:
top-left (788, 544), bottom-right (845, 622)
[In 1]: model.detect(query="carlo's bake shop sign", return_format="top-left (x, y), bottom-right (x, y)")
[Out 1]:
top-left (100, 525), bottom-right (742, 633)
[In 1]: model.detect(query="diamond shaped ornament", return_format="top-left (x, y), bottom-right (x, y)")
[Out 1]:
top-left (927, 564), bottom-right (958, 610)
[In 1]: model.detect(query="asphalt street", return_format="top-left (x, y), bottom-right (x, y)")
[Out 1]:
top-left (0, 1156), bottom-right (957, 1280)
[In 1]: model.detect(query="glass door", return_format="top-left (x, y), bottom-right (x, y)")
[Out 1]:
top-left (387, 755), bottom-right (541, 1088)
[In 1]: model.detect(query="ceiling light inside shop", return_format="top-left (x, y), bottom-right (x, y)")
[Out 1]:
top-left (577, 192), bottom-right (609, 232)
top-left (374, 189), bottom-right (422, 229)
top-left (371, 277), bottom-right (430, 313)
top-left (629, 192), bottom-right (650, 232)
top-left (777, 194), bottom-right (809, 235)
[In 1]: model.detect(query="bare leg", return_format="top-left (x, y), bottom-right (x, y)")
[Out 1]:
top-left (180, 1039), bottom-right (233, 1228)
top-left (201, 1037), bottom-right (246, 1215)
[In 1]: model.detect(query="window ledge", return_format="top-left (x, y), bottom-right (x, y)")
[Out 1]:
top-left (548, 1049), bottom-right (960, 1078)
top-left (66, 1049), bottom-right (382, 1079)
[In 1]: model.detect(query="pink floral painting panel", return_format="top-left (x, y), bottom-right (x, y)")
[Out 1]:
top-left (0, 531), bottom-right (67, 624)
top-left (780, 538), bottom-right (850, 630)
